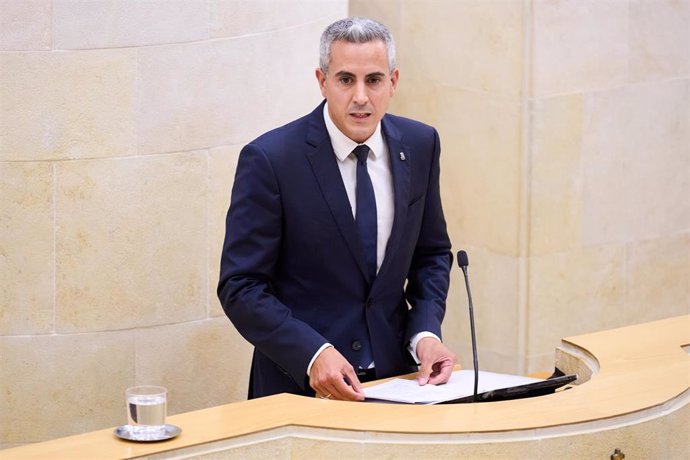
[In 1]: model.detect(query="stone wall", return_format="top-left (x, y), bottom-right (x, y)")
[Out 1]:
top-left (352, 0), bottom-right (689, 373)
top-left (0, 0), bottom-right (347, 447)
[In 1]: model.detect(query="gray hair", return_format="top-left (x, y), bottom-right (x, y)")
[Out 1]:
top-left (319, 17), bottom-right (396, 74)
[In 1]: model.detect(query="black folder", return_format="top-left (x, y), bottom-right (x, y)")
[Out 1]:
top-left (438, 374), bottom-right (578, 404)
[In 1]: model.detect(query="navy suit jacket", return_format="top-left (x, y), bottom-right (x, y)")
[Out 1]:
top-left (218, 101), bottom-right (452, 398)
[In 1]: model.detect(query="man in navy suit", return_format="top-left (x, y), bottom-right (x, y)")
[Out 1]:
top-left (218, 17), bottom-right (456, 401)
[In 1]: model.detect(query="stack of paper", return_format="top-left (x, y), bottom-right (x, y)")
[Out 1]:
top-left (362, 370), bottom-right (543, 404)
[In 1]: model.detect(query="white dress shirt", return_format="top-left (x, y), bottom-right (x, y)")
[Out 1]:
top-left (323, 104), bottom-right (394, 271)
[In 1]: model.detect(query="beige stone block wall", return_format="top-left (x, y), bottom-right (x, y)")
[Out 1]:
top-left (528, 0), bottom-right (690, 372)
top-left (532, 1), bottom-right (629, 96)
top-left (353, 0), bottom-right (690, 375)
top-left (54, 153), bottom-right (208, 333)
top-left (0, 332), bottom-right (136, 443)
top-left (52, 0), bottom-right (210, 49)
top-left (0, 0), bottom-right (52, 51)
top-left (0, 162), bottom-right (54, 335)
top-left (0, 50), bottom-right (138, 160)
top-left (352, 0), bottom-right (528, 374)
top-left (0, 0), bottom-right (347, 448)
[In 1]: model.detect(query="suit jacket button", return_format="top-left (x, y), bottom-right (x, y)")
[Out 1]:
top-left (351, 341), bottom-right (362, 351)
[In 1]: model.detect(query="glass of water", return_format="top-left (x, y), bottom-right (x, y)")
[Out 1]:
top-left (126, 385), bottom-right (167, 439)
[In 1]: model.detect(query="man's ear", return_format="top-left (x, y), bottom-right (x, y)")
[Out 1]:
top-left (315, 68), bottom-right (327, 98)
top-left (389, 68), bottom-right (400, 95)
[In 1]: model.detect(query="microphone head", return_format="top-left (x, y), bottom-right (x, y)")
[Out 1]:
top-left (457, 250), bottom-right (469, 268)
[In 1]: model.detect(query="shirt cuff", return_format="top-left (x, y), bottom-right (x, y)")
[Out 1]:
top-left (306, 343), bottom-right (333, 376)
top-left (408, 331), bottom-right (441, 364)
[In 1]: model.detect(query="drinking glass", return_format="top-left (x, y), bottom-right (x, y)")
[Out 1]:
top-left (125, 385), bottom-right (167, 439)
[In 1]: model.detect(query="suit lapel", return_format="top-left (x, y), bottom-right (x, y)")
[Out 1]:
top-left (305, 104), bottom-right (370, 281)
top-left (376, 116), bottom-right (411, 282)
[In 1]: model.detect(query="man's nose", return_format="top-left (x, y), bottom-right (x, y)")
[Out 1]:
top-left (352, 82), bottom-right (368, 105)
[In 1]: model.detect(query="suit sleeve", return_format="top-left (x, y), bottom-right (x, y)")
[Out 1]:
top-left (404, 129), bottom-right (453, 343)
top-left (217, 143), bottom-right (328, 389)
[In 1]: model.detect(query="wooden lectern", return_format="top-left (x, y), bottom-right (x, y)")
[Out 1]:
top-left (4, 315), bottom-right (689, 459)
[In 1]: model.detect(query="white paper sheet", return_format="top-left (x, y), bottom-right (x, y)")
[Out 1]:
top-left (362, 370), bottom-right (543, 404)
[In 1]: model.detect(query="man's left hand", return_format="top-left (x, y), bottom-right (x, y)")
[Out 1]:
top-left (415, 337), bottom-right (457, 386)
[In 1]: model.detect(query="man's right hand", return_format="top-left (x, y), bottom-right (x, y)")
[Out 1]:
top-left (309, 347), bottom-right (365, 401)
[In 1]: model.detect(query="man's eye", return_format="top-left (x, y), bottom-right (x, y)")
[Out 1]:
top-left (367, 77), bottom-right (382, 85)
top-left (339, 77), bottom-right (353, 84)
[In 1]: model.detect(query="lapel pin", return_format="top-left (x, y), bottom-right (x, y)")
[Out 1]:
top-left (399, 152), bottom-right (406, 161)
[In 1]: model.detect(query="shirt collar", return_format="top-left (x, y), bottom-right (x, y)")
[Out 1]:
top-left (323, 102), bottom-right (385, 163)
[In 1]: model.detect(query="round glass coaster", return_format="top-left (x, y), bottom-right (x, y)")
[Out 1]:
top-left (114, 424), bottom-right (181, 442)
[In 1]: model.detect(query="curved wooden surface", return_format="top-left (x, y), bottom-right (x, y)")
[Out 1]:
top-left (4, 315), bottom-right (689, 459)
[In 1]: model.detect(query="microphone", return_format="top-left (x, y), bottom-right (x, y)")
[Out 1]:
top-left (457, 250), bottom-right (479, 402)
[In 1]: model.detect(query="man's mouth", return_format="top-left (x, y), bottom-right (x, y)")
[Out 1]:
top-left (350, 112), bottom-right (371, 119)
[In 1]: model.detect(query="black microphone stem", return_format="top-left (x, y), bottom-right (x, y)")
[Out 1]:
top-left (461, 265), bottom-right (479, 402)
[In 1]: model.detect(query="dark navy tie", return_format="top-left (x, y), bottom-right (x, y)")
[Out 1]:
top-left (353, 144), bottom-right (377, 282)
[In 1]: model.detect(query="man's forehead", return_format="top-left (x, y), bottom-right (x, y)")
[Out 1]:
top-left (331, 39), bottom-right (387, 55)
top-left (328, 40), bottom-right (390, 73)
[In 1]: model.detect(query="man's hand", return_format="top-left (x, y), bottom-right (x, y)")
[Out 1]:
top-left (415, 337), bottom-right (457, 386)
top-left (309, 347), bottom-right (365, 401)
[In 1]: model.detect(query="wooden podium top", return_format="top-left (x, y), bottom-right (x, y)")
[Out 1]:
top-left (5, 315), bottom-right (690, 459)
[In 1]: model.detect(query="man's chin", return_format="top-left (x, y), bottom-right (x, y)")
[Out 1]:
top-left (345, 126), bottom-right (376, 144)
